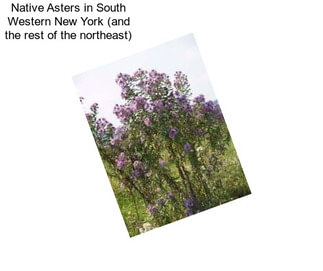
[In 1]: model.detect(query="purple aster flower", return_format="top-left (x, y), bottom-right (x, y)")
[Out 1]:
top-left (131, 96), bottom-right (146, 112)
top-left (116, 152), bottom-right (126, 170)
top-left (176, 95), bottom-right (187, 103)
top-left (113, 126), bottom-right (126, 139)
top-left (169, 128), bottom-right (178, 139)
top-left (85, 113), bottom-right (93, 121)
top-left (149, 69), bottom-right (158, 78)
top-left (144, 117), bottom-right (151, 127)
top-left (130, 101), bottom-right (139, 112)
top-left (96, 118), bottom-right (108, 130)
top-left (135, 96), bottom-right (146, 105)
top-left (133, 160), bottom-right (143, 170)
top-left (113, 104), bottom-right (132, 123)
top-left (202, 100), bottom-right (217, 113)
top-left (116, 75), bottom-right (125, 86)
top-left (133, 68), bottom-right (147, 78)
top-left (182, 103), bottom-right (192, 113)
top-left (144, 102), bottom-right (154, 112)
top-left (183, 198), bottom-right (194, 208)
top-left (97, 128), bottom-right (105, 136)
top-left (132, 169), bottom-right (141, 179)
top-left (90, 103), bottom-right (99, 113)
top-left (213, 103), bottom-right (224, 119)
top-left (193, 95), bottom-right (205, 103)
top-left (184, 143), bottom-right (191, 153)
top-left (157, 198), bottom-right (165, 206)
top-left (147, 204), bottom-right (158, 215)
top-left (132, 161), bottom-right (144, 179)
top-left (116, 159), bottom-right (126, 170)
top-left (201, 100), bottom-right (224, 119)
top-left (153, 100), bottom-right (163, 111)
top-left (137, 80), bottom-right (145, 88)
top-left (115, 73), bottom-right (132, 99)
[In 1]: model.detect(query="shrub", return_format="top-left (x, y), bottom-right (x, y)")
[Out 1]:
top-left (81, 69), bottom-right (250, 236)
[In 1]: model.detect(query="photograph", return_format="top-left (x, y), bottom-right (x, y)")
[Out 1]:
top-left (73, 34), bottom-right (251, 237)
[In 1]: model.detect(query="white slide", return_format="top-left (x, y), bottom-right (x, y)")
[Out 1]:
top-left (0, 1), bottom-right (322, 270)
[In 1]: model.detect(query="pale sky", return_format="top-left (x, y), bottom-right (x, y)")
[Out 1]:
top-left (73, 34), bottom-right (216, 127)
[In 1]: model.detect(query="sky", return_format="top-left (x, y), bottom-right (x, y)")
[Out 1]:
top-left (73, 34), bottom-right (216, 127)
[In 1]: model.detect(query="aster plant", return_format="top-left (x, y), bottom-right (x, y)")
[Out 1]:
top-left (81, 69), bottom-right (250, 236)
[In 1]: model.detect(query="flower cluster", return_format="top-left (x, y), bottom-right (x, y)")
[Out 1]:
top-left (147, 204), bottom-right (158, 215)
top-left (90, 102), bottom-right (99, 113)
top-left (113, 104), bottom-right (132, 123)
top-left (116, 152), bottom-right (126, 170)
top-left (174, 71), bottom-right (190, 92)
top-left (132, 160), bottom-right (144, 179)
top-left (131, 96), bottom-right (147, 112)
top-left (116, 69), bottom-right (172, 100)
top-left (169, 128), bottom-right (178, 139)
top-left (184, 143), bottom-right (191, 153)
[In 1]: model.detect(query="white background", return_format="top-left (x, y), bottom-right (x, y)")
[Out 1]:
top-left (0, 0), bottom-right (322, 270)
